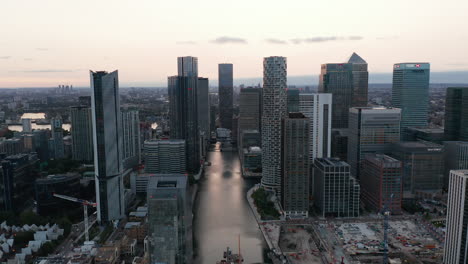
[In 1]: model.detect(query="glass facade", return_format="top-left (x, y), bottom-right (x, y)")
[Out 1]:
top-left (391, 63), bottom-right (430, 138)
top-left (218, 63), bottom-right (234, 130)
top-left (168, 76), bottom-right (200, 173)
top-left (444, 87), bottom-right (468, 141)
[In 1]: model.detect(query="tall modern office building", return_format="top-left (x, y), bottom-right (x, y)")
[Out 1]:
top-left (299, 93), bottom-right (332, 161)
top-left (218, 63), bottom-right (234, 130)
top-left (281, 113), bottom-right (309, 218)
top-left (261, 56), bottom-right (287, 192)
top-left (392, 63), bottom-right (430, 137)
top-left (443, 141), bottom-right (468, 189)
top-left (144, 139), bottom-right (186, 174)
top-left (197, 77), bottom-right (210, 143)
top-left (51, 118), bottom-right (65, 159)
top-left (347, 107), bottom-right (401, 178)
top-left (313, 158), bottom-right (360, 217)
top-left (90, 70), bottom-right (124, 222)
top-left (121, 109), bottom-right (141, 169)
top-left (168, 58), bottom-right (200, 173)
top-left (147, 175), bottom-right (191, 264)
top-left (70, 106), bottom-right (93, 162)
top-left (361, 154), bottom-right (402, 214)
top-left (177, 56), bottom-right (198, 77)
top-left (318, 53), bottom-right (368, 129)
top-left (238, 87), bottom-right (262, 132)
top-left (444, 170), bottom-right (468, 264)
top-left (391, 141), bottom-right (443, 194)
top-left (444, 87), bottom-right (468, 141)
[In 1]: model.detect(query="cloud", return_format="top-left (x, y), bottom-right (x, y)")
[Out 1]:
top-left (211, 36), bottom-right (247, 44)
top-left (24, 58), bottom-right (33, 61)
top-left (36, 48), bottom-right (48, 51)
top-left (265, 38), bottom-right (287, 45)
top-left (0, 56), bottom-right (11, 59)
top-left (15, 69), bottom-right (82, 73)
top-left (291, 36), bottom-right (364, 44)
top-left (376, 36), bottom-right (399, 40)
top-left (176, 41), bottom-right (197, 45)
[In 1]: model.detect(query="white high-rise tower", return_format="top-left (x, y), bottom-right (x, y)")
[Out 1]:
top-left (261, 56), bottom-right (287, 193)
top-left (444, 170), bottom-right (468, 263)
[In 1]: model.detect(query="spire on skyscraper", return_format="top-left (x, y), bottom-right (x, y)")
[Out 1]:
top-left (347, 52), bottom-right (367, 64)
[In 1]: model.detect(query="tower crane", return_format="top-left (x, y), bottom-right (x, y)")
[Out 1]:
top-left (53, 193), bottom-right (97, 242)
top-left (383, 193), bottom-right (394, 264)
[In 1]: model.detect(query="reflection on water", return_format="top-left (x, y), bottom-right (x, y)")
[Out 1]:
top-left (193, 143), bottom-right (265, 264)
top-left (8, 124), bottom-right (71, 132)
top-left (21, 113), bottom-right (46, 119)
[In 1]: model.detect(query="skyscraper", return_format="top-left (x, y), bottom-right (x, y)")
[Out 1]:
top-left (298, 93), bottom-right (332, 161)
top-left (147, 175), bottom-right (191, 264)
top-left (177, 56), bottom-right (198, 77)
top-left (313, 158), bottom-right (360, 217)
top-left (51, 118), bottom-right (65, 159)
top-left (238, 87), bottom-right (262, 132)
top-left (281, 113), bottom-right (309, 218)
top-left (261, 56), bottom-right (287, 192)
top-left (444, 87), bottom-right (468, 141)
top-left (361, 154), bottom-right (402, 214)
top-left (392, 63), bottom-right (430, 137)
top-left (443, 170), bottom-right (468, 264)
top-left (218, 63), bottom-right (233, 129)
top-left (70, 106), bottom-right (93, 162)
top-left (318, 53), bottom-right (368, 129)
top-left (197, 77), bottom-right (210, 144)
top-left (90, 70), bottom-right (124, 222)
top-left (144, 139), bottom-right (186, 174)
top-left (391, 141), bottom-right (443, 194)
top-left (443, 141), bottom-right (468, 189)
top-left (168, 57), bottom-right (200, 173)
top-left (347, 107), bottom-right (401, 178)
top-left (121, 109), bottom-right (141, 168)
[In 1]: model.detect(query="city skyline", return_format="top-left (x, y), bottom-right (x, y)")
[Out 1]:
top-left (1, 0), bottom-right (468, 87)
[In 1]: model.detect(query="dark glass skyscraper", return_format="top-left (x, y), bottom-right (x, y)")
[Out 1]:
top-left (444, 87), bottom-right (468, 141)
top-left (218, 63), bottom-right (233, 129)
top-left (90, 70), bottom-right (125, 222)
top-left (169, 57), bottom-right (200, 173)
top-left (391, 63), bottom-right (430, 137)
top-left (318, 53), bottom-right (368, 129)
top-left (281, 113), bottom-right (309, 218)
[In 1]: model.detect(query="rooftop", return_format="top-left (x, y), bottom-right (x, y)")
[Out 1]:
top-left (347, 52), bottom-right (367, 64)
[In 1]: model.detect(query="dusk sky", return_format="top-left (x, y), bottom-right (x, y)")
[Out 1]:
top-left (1, 0), bottom-right (467, 87)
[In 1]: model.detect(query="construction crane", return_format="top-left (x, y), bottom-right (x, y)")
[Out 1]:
top-left (53, 193), bottom-right (97, 242)
top-left (383, 193), bottom-right (394, 264)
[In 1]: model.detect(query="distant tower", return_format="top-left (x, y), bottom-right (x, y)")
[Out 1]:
top-left (261, 56), bottom-right (287, 193)
top-left (444, 87), bottom-right (468, 141)
top-left (218, 63), bottom-right (234, 130)
top-left (70, 106), bottom-right (93, 162)
top-left (168, 57), bottom-right (200, 173)
top-left (392, 63), bottom-right (430, 138)
top-left (318, 53), bottom-right (368, 129)
top-left (90, 70), bottom-right (125, 222)
top-left (121, 109), bottom-right (141, 168)
top-left (51, 118), bottom-right (65, 159)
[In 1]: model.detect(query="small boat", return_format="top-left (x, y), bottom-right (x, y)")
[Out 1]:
top-left (216, 247), bottom-right (243, 264)
top-left (216, 236), bottom-right (244, 264)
